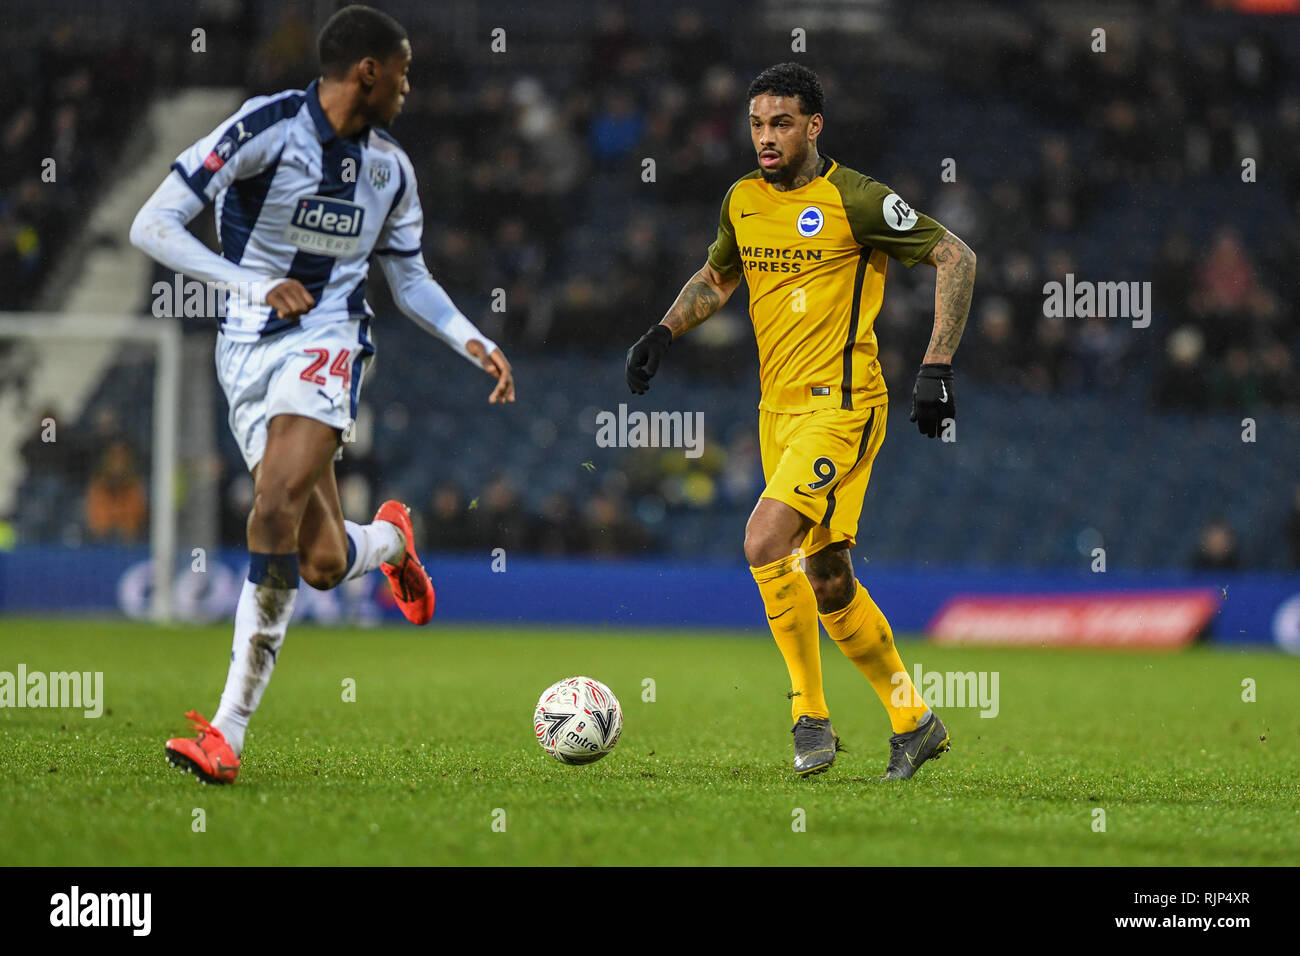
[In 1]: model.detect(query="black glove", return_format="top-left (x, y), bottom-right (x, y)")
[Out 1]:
top-left (910, 363), bottom-right (955, 438)
top-left (626, 324), bottom-right (672, 394)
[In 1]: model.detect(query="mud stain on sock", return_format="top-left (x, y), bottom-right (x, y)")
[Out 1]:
top-left (239, 633), bottom-right (280, 706)
top-left (256, 585), bottom-right (289, 628)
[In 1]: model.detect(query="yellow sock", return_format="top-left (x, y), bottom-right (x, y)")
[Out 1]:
top-left (751, 553), bottom-right (827, 722)
top-left (820, 581), bottom-right (929, 733)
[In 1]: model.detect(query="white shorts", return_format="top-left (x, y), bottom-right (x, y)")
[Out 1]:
top-left (216, 317), bottom-right (375, 472)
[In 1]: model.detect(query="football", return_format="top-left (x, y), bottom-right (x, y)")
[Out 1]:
top-left (534, 676), bottom-right (623, 764)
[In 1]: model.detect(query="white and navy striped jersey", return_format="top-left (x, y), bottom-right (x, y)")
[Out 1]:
top-left (170, 79), bottom-right (425, 342)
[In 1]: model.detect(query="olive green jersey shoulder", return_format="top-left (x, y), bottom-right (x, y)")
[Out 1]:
top-left (827, 164), bottom-right (946, 267)
top-left (706, 170), bottom-right (763, 276)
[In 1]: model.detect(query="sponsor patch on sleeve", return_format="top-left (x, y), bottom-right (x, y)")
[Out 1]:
top-left (882, 193), bottom-right (918, 231)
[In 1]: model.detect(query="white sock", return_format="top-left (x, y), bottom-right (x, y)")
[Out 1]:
top-left (212, 576), bottom-right (297, 757)
top-left (342, 519), bottom-right (405, 582)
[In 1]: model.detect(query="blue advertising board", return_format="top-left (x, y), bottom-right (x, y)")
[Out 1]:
top-left (0, 547), bottom-right (1297, 650)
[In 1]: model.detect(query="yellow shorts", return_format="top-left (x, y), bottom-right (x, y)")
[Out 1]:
top-left (758, 399), bottom-right (887, 557)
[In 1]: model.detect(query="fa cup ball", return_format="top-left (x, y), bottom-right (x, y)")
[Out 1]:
top-left (534, 676), bottom-right (623, 764)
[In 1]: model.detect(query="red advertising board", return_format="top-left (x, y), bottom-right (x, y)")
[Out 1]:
top-left (929, 590), bottom-right (1221, 648)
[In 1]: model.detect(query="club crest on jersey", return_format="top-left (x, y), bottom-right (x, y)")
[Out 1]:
top-left (284, 195), bottom-right (365, 257)
top-left (368, 160), bottom-right (392, 190)
top-left (796, 205), bottom-right (824, 237)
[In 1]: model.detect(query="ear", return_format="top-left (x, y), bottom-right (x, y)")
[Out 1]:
top-left (356, 56), bottom-right (379, 90)
top-left (807, 112), bottom-right (823, 143)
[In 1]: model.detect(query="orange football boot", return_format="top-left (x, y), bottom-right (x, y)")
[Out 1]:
top-left (374, 499), bottom-right (436, 625)
top-left (165, 710), bottom-right (240, 784)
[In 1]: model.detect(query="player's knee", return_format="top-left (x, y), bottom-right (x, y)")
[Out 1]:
top-left (744, 526), bottom-right (786, 568)
top-left (300, 551), bottom-right (347, 590)
top-left (806, 549), bottom-right (855, 612)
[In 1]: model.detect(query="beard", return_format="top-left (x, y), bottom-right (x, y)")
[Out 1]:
top-left (758, 144), bottom-right (809, 186)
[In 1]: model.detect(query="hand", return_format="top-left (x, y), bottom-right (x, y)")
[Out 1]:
top-left (626, 324), bottom-right (672, 394)
top-left (266, 279), bottom-right (315, 321)
top-left (910, 363), bottom-right (955, 438)
top-left (467, 340), bottom-right (515, 404)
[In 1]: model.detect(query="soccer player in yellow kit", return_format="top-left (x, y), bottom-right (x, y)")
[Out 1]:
top-left (626, 63), bottom-right (976, 780)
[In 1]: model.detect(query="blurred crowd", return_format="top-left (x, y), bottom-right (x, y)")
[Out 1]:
top-left (216, 414), bottom-right (767, 559)
top-left (0, 26), bottom-right (157, 309)
top-left (879, 16), bottom-right (1298, 412)
top-left (1193, 490), bottom-right (1300, 571)
top-left (19, 407), bottom-right (148, 546)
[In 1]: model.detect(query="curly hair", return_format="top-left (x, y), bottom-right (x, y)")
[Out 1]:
top-left (745, 62), bottom-right (825, 117)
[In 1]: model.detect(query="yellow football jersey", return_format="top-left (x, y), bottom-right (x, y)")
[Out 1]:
top-left (707, 158), bottom-right (946, 413)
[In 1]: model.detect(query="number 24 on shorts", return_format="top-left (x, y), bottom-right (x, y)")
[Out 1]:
top-left (299, 348), bottom-right (351, 388)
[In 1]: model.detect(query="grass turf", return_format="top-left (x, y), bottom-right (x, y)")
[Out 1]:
top-left (1, 618), bottom-right (1297, 866)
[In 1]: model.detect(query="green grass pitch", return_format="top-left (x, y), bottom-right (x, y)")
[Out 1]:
top-left (2, 618), bottom-right (1297, 866)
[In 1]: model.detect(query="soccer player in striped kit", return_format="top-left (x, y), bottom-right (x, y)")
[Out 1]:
top-left (130, 5), bottom-right (514, 783)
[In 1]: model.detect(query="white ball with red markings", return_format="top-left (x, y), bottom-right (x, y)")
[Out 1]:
top-left (534, 676), bottom-right (623, 764)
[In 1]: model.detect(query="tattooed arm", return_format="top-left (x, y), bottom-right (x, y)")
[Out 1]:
top-left (658, 262), bottom-right (742, 338)
top-left (627, 261), bottom-right (741, 394)
top-left (919, 231), bottom-right (977, 363)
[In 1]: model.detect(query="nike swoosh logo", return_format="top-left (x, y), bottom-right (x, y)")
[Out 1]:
top-left (793, 487), bottom-right (813, 498)
top-left (939, 383), bottom-right (948, 402)
top-left (216, 761), bottom-right (239, 773)
top-left (767, 607), bottom-right (793, 621)
top-left (906, 723), bottom-right (936, 765)
top-left (740, 211), bottom-right (759, 218)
